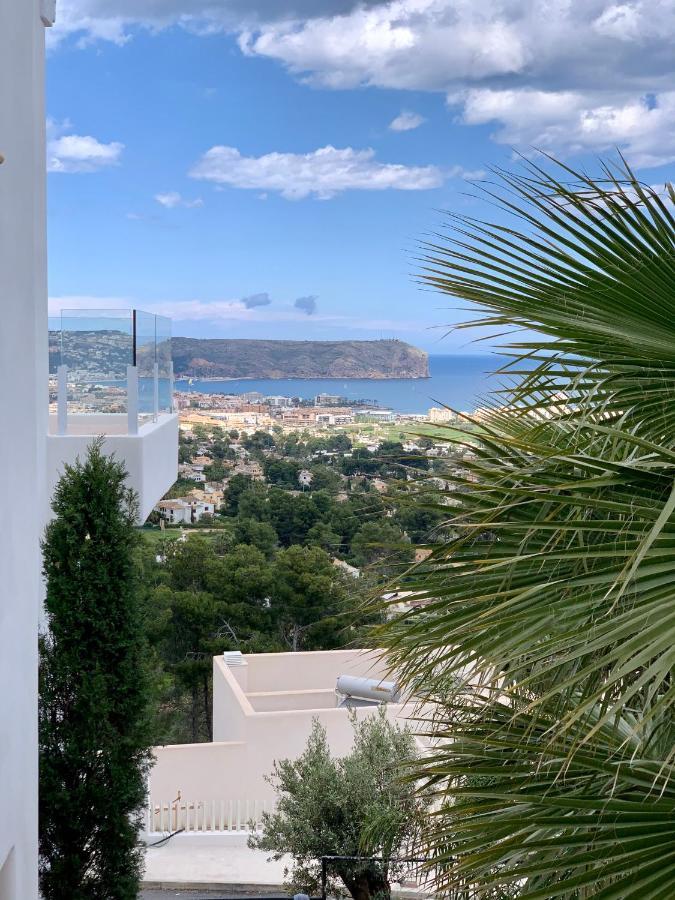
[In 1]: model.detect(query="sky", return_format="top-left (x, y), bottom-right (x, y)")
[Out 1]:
top-left (47, 0), bottom-right (675, 352)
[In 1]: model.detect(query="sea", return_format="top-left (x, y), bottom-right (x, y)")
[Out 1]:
top-left (174, 354), bottom-right (510, 415)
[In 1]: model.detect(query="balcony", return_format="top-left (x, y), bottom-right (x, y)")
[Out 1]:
top-left (47, 309), bottom-right (179, 522)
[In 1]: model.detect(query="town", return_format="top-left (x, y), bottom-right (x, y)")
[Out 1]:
top-left (156, 389), bottom-right (466, 528)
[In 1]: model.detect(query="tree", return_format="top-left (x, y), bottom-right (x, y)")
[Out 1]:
top-left (251, 710), bottom-right (426, 900)
top-left (39, 441), bottom-right (152, 899)
top-left (232, 516), bottom-right (279, 558)
top-left (306, 520), bottom-right (343, 554)
top-left (204, 460), bottom-right (228, 482)
top-left (157, 586), bottom-right (220, 741)
top-left (309, 463), bottom-right (342, 493)
top-left (244, 429), bottom-right (276, 451)
top-left (268, 488), bottom-right (321, 546)
top-left (265, 457), bottom-right (301, 488)
top-left (271, 545), bottom-right (347, 650)
top-left (351, 520), bottom-right (413, 574)
top-left (165, 535), bottom-right (214, 591)
top-left (381, 158), bottom-right (675, 895)
top-left (222, 472), bottom-right (253, 514)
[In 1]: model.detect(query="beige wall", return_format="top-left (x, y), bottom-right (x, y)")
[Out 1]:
top-left (241, 648), bottom-right (389, 694)
top-left (149, 650), bottom-right (417, 809)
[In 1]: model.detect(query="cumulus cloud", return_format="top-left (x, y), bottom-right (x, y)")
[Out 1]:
top-left (457, 88), bottom-right (675, 168)
top-left (295, 295), bottom-right (318, 315)
top-left (238, 0), bottom-right (675, 167)
top-left (47, 121), bottom-right (123, 173)
top-left (49, 0), bottom-right (388, 45)
top-left (48, 1), bottom-right (675, 168)
top-left (389, 110), bottom-right (425, 131)
top-left (190, 144), bottom-right (443, 199)
top-left (155, 191), bottom-right (204, 208)
top-left (242, 292), bottom-right (272, 308)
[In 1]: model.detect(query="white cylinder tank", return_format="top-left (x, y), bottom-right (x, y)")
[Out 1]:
top-left (336, 675), bottom-right (401, 704)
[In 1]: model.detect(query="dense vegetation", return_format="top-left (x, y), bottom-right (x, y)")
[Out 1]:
top-left (381, 158), bottom-right (675, 896)
top-left (40, 442), bottom-right (152, 900)
top-left (140, 426), bottom-right (449, 744)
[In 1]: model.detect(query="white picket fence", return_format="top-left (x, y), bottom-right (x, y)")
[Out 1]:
top-left (145, 797), bottom-right (273, 835)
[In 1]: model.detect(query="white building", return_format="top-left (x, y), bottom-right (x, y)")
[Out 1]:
top-left (156, 498), bottom-right (215, 524)
top-left (157, 500), bottom-right (193, 525)
top-left (1, 4), bottom-right (178, 894)
top-left (148, 650), bottom-right (421, 819)
top-left (1, 5), bottom-right (50, 894)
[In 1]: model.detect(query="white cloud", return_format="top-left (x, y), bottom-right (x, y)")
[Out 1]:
top-left (48, 0), bottom-right (388, 46)
top-left (155, 191), bottom-right (204, 208)
top-left (48, 1), bottom-right (675, 168)
top-left (457, 88), bottom-right (675, 168)
top-left (47, 122), bottom-right (123, 173)
top-left (389, 110), bottom-right (425, 131)
top-left (190, 144), bottom-right (444, 199)
top-left (49, 294), bottom-right (427, 333)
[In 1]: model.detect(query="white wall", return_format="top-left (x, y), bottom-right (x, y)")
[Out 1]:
top-left (0, 0), bottom-right (47, 895)
top-left (47, 413), bottom-right (179, 522)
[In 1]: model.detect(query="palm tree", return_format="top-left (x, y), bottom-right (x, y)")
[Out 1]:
top-left (380, 158), bottom-right (675, 897)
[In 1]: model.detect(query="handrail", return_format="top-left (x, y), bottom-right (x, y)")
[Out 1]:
top-left (144, 798), bottom-right (273, 835)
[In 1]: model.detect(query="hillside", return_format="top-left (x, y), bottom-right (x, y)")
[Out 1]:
top-left (171, 338), bottom-right (429, 380)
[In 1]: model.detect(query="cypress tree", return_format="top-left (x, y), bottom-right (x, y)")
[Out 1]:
top-left (39, 440), bottom-right (152, 899)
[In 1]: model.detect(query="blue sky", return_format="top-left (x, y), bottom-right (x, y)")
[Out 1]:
top-left (46, 1), bottom-right (675, 351)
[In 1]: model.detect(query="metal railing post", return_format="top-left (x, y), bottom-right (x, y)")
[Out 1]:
top-left (57, 364), bottom-right (68, 435)
top-left (127, 364), bottom-right (139, 435)
top-left (153, 361), bottom-right (159, 422)
top-left (169, 361), bottom-right (175, 413)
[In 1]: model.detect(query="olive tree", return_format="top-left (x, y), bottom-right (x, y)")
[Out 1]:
top-left (250, 709), bottom-right (426, 900)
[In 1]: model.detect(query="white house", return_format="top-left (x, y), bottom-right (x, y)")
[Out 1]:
top-left (157, 500), bottom-right (193, 525)
top-left (1, 4), bottom-right (178, 894)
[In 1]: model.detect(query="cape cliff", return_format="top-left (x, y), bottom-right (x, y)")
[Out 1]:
top-left (171, 338), bottom-right (429, 380)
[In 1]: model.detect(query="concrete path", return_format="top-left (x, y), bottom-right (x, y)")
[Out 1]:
top-left (141, 892), bottom-right (288, 899)
top-left (143, 838), bottom-right (291, 892)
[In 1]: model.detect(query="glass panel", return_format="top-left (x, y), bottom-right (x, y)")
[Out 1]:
top-left (59, 309), bottom-right (133, 416)
top-left (135, 310), bottom-right (156, 423)
top-left (155, 315), bottom-right (172, 414)
top-left (48, 316), bottom-right (62, 415)
top-left (49, 308), bottom-right (173, 430)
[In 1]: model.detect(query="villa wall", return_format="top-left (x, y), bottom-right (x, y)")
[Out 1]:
top-left (0, 2), bottom-right (48, 896)
top-left (46, 412), bottom-right (179, 521)
top-left (149, 650), bottom-right (417, 810)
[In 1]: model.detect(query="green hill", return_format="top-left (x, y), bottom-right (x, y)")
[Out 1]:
top-left (171, 338), bottom-right (429, 380)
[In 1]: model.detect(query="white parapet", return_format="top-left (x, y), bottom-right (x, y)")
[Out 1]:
top-left (47, 413), bottom-right (179, 522)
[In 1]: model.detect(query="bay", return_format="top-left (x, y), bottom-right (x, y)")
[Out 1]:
top-left (174, 354), bottom-right (509, 414)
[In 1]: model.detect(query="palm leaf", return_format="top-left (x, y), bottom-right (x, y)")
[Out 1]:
top-left (378, 156), bottom-right (675, 896)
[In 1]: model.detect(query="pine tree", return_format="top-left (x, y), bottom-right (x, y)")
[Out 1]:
top-left (39, 440), bottom-right (152, 900)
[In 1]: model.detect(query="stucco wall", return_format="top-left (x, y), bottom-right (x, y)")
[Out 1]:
top-left (239, 648), bottom-right (390, 694)
top-left (0, 1), bottom-right (47, 895)
top-left (46, 413), bottom-right (179, 521)
top-left (150, 651), bottom-right (416, 808)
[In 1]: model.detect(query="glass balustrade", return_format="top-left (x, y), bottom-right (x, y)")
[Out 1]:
top-left (48, 309), bottom-right (173, 435)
